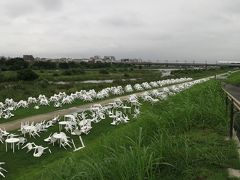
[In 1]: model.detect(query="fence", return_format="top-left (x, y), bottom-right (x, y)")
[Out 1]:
top-left (223, 88), bottom-right (240, 138)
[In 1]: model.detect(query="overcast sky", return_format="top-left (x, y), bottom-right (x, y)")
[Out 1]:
top-left (0, 0), bottom-right (240, 62)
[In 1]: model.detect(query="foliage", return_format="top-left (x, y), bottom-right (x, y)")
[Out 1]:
top-left (225, 70), bottom-right (240, 86)
top-left (17, 69), bottom-right (39, 81)
top-left (62, 70), bottom-right (72, 76)
top-left (99, 69), bottom-right (109, 74)
top-left (32, 61), bottom-right (57, 70)
top-left (171, 68), bottom-right (231, 79)
top-left (2, 80), bottom-right (239, 180)
top-left (0, 57), bottom-right (29, 71)
top-left (59, 62), bottom-right (70, 69)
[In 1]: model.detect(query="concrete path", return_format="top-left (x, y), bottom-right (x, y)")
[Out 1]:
top-left (224, 84), bottom-right (240, 101)
top-left (0, 89), bottom-right (153, 131)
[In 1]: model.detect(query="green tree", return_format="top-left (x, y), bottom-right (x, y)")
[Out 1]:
top-left (17, 69), bottom-right (39, 81)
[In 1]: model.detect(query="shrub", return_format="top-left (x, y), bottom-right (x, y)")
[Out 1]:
top-left (17, 69), bottom-right (39, 81)
top-left (0, 73), bottom-right (5, 82)
top-left (38, 79), bottom-right (49, 88)
top-left (53, 72), bottom-right (59, 76)
top-left (99, 69), bottom-right (109, 74)
top-left (79, 68), bottom-right (85, 74)
top-left (32, 61), bottom-right (57, 70)
top-left (59, 62), bottom-right (70, 69)
top-left (113, 79), bottom-right (123, 84)
top-left (111, 68), bottom-right (117, 72)
top-left (62, 70), bottom-right (72, 76)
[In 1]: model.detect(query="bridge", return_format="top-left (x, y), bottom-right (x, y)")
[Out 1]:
top-left (115, 61), bottom-right (240, 68)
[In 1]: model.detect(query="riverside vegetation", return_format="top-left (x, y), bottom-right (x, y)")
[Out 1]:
top-left (0, 67), bottom-right (231, 122)
top-left (1, 80), bottom-right (239, 180)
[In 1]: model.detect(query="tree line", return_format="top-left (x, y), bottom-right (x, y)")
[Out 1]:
top-left (0, 57), bottom-right (135, 71)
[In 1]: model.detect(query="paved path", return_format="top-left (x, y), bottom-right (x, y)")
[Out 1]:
top-left (224, 84), bottom-right (240, 101)
top-left (0, 89), bottom-right (156, 131)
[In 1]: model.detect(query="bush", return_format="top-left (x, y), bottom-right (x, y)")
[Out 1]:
top-left (0, 73), bottom-right (5, 82)
top-left (113, 79), bottom-right (123, 84)
top-left (38, 79), bottom-right (49, 88)
top-left (62, 70), bottom-right (73, 76)
top-left (59, 62), bottom-right (70, 69)
top-left (53, 72), bottom-right (59, 76)
top-left (99, 69), bottom-right (109, 74)
top-left (32, 61), bottom-right (57, 70)
top-left (17, 69), bottom-right (39, 81)
top-left (79, 68), bottom-right (85, 74)
top-left (73, 69), bottom-right (84, 74)
top-left (111, 68), bottom-right (117, 73)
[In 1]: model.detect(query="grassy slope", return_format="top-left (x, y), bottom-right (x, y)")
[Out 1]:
top-left (38, 69), bottom-right (160, 82)
top-left (225, 70), bottom-right (240, 86)
top-left (2, 80), bottom-right (239, 180)
top-left (0, 86), bottom-right (163, 123)
top-left (172, 68), bottom-right (231, 79)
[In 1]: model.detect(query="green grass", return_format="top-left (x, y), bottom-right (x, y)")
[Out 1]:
top-left (0, 69), bottom-right (162, 83)
top-left (0, 78), bottom-right (191, 123)
top-left (0, 99), bottom-right (87, 123)
top-left (0, 69), bottom-right (162, 102)
top-left (1, 80), bottom-right (239, 179)
top-left (0, 89), bottom-right (132, 123)
top-left (0, 68), bottom-right (232, 123)
top-left (172, 68), bottom-right (232, 79)
top-left (0, 68), bottom-right (231, 103)
top-left (38, 69), bottom-right (161, 82)
top-left (225, 70), bottom-right (240, 86)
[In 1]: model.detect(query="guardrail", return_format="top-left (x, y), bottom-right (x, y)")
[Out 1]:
top-left (223, 88), bottom-right (240, 138)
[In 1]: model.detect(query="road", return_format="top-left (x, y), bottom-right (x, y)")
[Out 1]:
top-left (224, 84), bottom-right (240, 102)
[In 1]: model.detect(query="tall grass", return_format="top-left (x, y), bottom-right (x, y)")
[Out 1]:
top-left (225, 70), bottom-right (240, 86)
top-left (16, 80), bottom-right (240, 180)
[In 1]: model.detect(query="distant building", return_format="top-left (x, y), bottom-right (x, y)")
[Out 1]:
top-left (59, 58), bottom-right (68, 62)
top-left (72, 58), bottom-right (90, 63)
top-left (103, 56), bottom-right (116, 63)
top-left (121, 58), bottom-right (142, 63)
top-left (217, 61), bottom-right (240, 65)
top-left (90, 55), bottom-right (103, 63)
top-left (23, 55), bottom-right (34, 62)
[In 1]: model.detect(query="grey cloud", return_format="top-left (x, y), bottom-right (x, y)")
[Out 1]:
top-left (3, 1), bottom-right (37, 18)
top-left (102, 15), bottom-right (144, 27)
top-left (223, 0), bottom-right (240, 14)
top-left (0, 0), bottom-right (240, 61)
top-left (2, 0), bottom-right (63, 19)
top-left (37, 0), bottom-right (63, 11)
